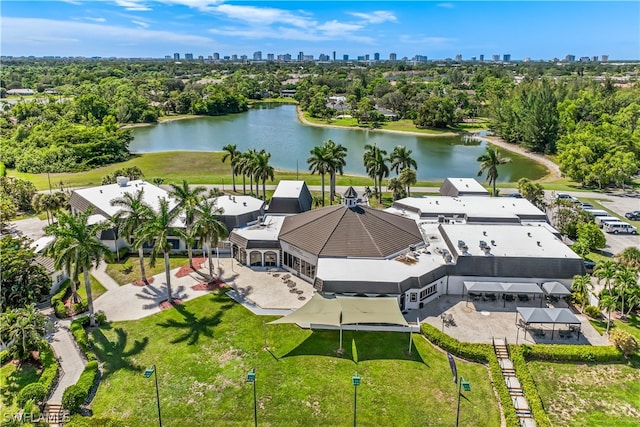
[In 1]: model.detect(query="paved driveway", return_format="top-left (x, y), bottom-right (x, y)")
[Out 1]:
top-left (6, 216), bottom-right (48, 240)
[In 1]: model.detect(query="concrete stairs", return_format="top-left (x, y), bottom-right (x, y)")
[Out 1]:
top-left (42, 403), bottom-right (69, 426)
top-left (493, 338), bottom-right (536, 427)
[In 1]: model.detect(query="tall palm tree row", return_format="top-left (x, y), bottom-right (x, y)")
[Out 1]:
top-left (169, 180), bottom-right (207, 271)
top-left (324, 140), bottom-right (347, 205)
top-left (192, 198), bottom-right (229, 280)
top-left (221, 144), bottom-right (240, 193)
top-left (363, 144), bottom-right (389, 203)
top-left (135, 198), bottom-right (184, 305)
top-left (307, 144), bottom-right (331, 206)
top-left (477, 146), bottom-right (511, 197)
top-left (390, 145), bottom-right (418, 196)
top-left (110, 189), bottom-right (153, 285)
top-left (46, 209), bottom-right (112, 327)
top-left (253, 150), bottom-right (275, 200)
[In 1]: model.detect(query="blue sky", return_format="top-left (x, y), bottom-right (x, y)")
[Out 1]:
top-left (2, 1), bottom-right (639, 60)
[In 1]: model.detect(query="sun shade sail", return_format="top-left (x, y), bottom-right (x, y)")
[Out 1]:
top-left (268, 294), bottom-right (341, 326)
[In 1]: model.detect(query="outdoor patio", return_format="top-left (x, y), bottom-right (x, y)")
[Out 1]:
top-left (408, 295), bottom-right (609, 346)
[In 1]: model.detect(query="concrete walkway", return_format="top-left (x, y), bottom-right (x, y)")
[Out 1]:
top-left (45, 312), bottom-right (87, 405)
top-left (91, 261), bottom-right (120, 292)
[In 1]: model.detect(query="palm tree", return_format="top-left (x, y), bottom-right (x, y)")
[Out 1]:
top-left (614, 266), bottom-right (638, 320)
top-left (323, 140), bottom-right (347, 205)
top-left (253, 150), bottom-right (274, 200)
top-left (31, 192), bottom-right (68, 225)
top-left (135, 198), bottom-right (183, 306)
top-left (169, 180), bottom-right (207, 271)
top-left (616, 246), bottom-right (640, 268)
top-left (243, 149), bottom-right (259, 197)
top-left (390, 145), bottom-right (418, 174)
top-left (235, 151), bottom-right (250, 195)
top-left (221, 144), bottom-right (240, 193)
top-left (598, 293), bottom-right (618, 335)
top-left (45, 209), bottom-right (112, 327)
top-left (387, 177), bottom-right (405, 201)
top-left (111, 189), bottom-right (153, 285)
top-left (192, 198), bottom-right (228, 280)
top-left (476, 146), bottom-right (511, 197)
top-left (364, 144), bottom-right (389, 203)
top-left (398, 167), bottom-right (417, 197)
top-left (571, 274), bottom-right (593, 312)
top-left (594, 260), bottom-right (618, 294)
top-left (0, 305), bottom-right (49, 361)
top-left (307, 145), bottom-right (331, 206)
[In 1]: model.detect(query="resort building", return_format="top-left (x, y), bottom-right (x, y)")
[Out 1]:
top-left (439, 177), bottom-right (489, 197)
top-left (267, 180), bottom-right (312, 214)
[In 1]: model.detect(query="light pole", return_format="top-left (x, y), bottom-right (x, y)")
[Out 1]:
top-left (143, 365), bottom-right (162, 427)
top-left (246, 368), bottom-right (257, 427)
top-left (352, 372), bottom-right (361, 427)
top-left (455, 377), bottom-right (471, 427)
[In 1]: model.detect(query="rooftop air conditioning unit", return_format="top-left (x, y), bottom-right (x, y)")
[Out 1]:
top-left (116, 176), bottom-right (129, 187)
top-left (479, 240), bottom-right (488, 248)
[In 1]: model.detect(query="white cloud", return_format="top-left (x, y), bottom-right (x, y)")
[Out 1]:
top-left (2, 17), bottom-right (214, 55)
top-left (114, 1), bottom-right (152, 12)
top-left (159, 0), bottom-right (222, 12)
top-left (61, 0), bottom-right (82, 5)
top-left (131, 20), bottom-right (150, 28)
top-left (437, 3), bottom-right (455, 8)
top-left (85, 17), bottom-right (107, 22)
top-left (316, 20), bottom-right (363, 33)
top-left (348, 11), bottom-right (397, 24)
top-left (209, 23), bottom-right (373, 44)
top-left (213, 4), bottom-right (316, 28)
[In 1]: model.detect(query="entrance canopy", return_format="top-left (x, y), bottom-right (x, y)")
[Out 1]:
top-left (541, 281), bottom-right (571, 296)
top-left (517, 307), bottom-right (580, 325)
top-left (268, 294), bottom-right (408, 327)
top-left (464, 281), bottom-right (544, 295)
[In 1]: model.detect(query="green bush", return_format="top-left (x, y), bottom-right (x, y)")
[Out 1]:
top-left (70, 317), bottom-right (96, 361)
top-left (509, 346), bottom-right (551, 427)
top-left (583, 305), bottom-right (602, 319)
top-left (0, 349), bottom-right (11, 364)
top-left (76, 361), bottom-right (99, 393)
top-left (62, 385), bottom-right (87, 415)
top-left (521, 343), bottom-right (623, 362)
top-left (16, 382), bottom-right (47, 406)
top-left (487, 353), bottom-right (520, 427)
top-left (38, 345), bottom-right (59, 397)
top-left (609, 329), bottom-right (639, 357)
top-left (51, 280), bottom-right (71, 318)
top-left (72, 300), bottom-right (88, 316)
top-left (420, 323), bottom-right (491, 362)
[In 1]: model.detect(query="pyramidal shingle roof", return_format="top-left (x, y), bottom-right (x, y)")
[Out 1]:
top-left (344, 186), bottom-right (358, 199)
top-left (279, 204), bottom-right (423, 258)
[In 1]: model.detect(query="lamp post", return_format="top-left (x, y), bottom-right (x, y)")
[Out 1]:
top-left (352, 372), bottom-right (361, 427)
top-left (455, 377), bottom-right (471, 427)
top-left (143, 365), bottom-right (162, 427)
top-left (246, 368), bottom-right (257, 427)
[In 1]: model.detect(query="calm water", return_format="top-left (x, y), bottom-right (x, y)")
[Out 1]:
top-left (129, 104), bottom-right (546, 181)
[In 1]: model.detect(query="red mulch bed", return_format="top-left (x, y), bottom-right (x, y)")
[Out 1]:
top-left (192, 278), bottom-right (226, 291)
top-left (158, 298), bottom-right (183, 310)
top-left (174, 257), bottom-right (206, 278)
top-left (133, 277), bottom-right (155, 287)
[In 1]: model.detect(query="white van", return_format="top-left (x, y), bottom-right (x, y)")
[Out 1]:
top-left (604, 222), bottom-right (638, 234)
top-left (596, 216), bottom-right (621, 228)
top-left (583, 209), bottom-right (610, 218)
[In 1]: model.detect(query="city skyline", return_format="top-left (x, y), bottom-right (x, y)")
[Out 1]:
top-left (2, 1), bottom-right (639, 60)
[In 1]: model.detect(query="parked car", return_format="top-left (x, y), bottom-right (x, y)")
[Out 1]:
top-left (625, 210), bottom-right (640, 220)
top-left (578, 203), bottom-right (594, 210)
top-left (556, 193), bottom-right (578, 203)
top-left (507, 192), bottom-right (522, 198)
top-left (604, 222), bottom-right (638, 234)
top-left (583, 209), bottom-right (610, 218)
top-left (596, 216), bottom-right (622, 228)
top-left (583, 260), bottom-right (596, 274)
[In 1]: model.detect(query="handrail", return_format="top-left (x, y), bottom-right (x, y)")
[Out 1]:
top-left (504, 337), bottom-right (511, 359)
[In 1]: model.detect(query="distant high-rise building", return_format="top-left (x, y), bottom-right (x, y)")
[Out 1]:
top-left (319, 53), bottom-right (329, 61)
top-left (165, 55), bottom-right (171, 60)
top-left (213, 52), bottom-right (220, 60)
top-left (579, 56), bottom-right (590, 62)
top-left (591, 56), bottom-right (598, 62)
top-left (502, 54), bottom-right (511, 62)
top-left (231, 54), bottom-right (238, 61)
top-left (470, 56), bottom-right (477, 61)
top-left (303, 55), bottom-right (313, 61)
top-left (173, 52), bottom-right (180, 60)
top-left (601, 54), bottom-right (609, 62)
top-left (492, 54), bottom-right (500, 62)
top-left (185, 53), bottom-right (193, 60)
top-left (343, 54), bottom-right (349, 61)
top-left (298, 51), bottom-right (304, 61)
top-left (357, 55), bottom-right (365, 61)
top-left (365, 54), bottom-right (370, 61)
top-left (198, 55), bottom-right (204, 60)
top-left (374, 52), bottom-right (380, 61)
top-left (523, 57), bottom-right (531, 62)
top-left (389, 52), bottom-right (397, 61)
top-left (278, 53), bottom-right (292, 61)
top-left (479, 54), bottom-right (484, 62)
top-left (565, 54), bottom-right (576, 62)
top-left (455, 54), bottom-right (462, 62)
top-left (253, 51), bottom-right (262, 61)
top-left (267, 53), bottom-right (275, 61)
top-left (241, 55), bottom-right (248, 61)
top-left (414, 55), bottom-right (428, 62)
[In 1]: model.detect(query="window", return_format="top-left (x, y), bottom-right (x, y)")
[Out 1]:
top-left (420, 284), bottom-right (437, 300)
top-left (250, 251), bottom-right (262, 266)
top-left (264, 251), bottom-right (278, 266)
top-left (410, 293), bottom-right (417, 302)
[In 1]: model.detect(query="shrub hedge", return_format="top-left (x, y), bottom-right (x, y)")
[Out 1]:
top-left (420, 323), bottom-right (491, 362)
top-left (509, 346), bottom-right (551, 427)
top-left (16, 383), bottom-right (47, 407)
top-left (51, 279), bottom-right (71, 318)
top-left (38, 345), bottom-right (59, 398)
top-left (62, 385), bottom-right (87, 415)
top-left (521, 344), bottom-right (623, 362)
top-left (583, 305), bottom-right (601, 319)
top-left (64, 318), bottom-right (101, 416)
top-left (70, 317), bottom-right (96, 361)
top-left (487, 352), bottom-right (520, 427)
top-left (0, 349), bottom-right (10, 365)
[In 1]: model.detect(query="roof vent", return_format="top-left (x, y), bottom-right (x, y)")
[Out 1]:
top-left (229, 194), bottom-right (232, 200)
top-left (483, 231), bottom-right (487, 236)
top-left (491, 240), bottom-right (496, 246)
top-left (233, 196), bottom-right (236, 202)
top-left (116, 176), bottom-right (129, 187)
top-left (479, 240), bottom-right (488, 248)
top-left (99, 189), bottom-right (103, 193)
top-left (243, 202), bottom-right (247, 206)
top-left (527, 232), bottom-right (532, 237)
top-left (457, 240), bottom-right (466, 248)
top-left (537, 241), bottom-right (542, 247)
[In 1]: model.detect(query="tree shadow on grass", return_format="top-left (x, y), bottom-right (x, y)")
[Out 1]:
top-left (90, 325), bottom-right (149, 379)
top-left (281, 330), bottom-right (425, 364)
top-left (135, 283), bottom-right (188, 310)
top-left (155, 304), bottom-right (223, 346)
top-left (1, 363), bottom-right (39, 407)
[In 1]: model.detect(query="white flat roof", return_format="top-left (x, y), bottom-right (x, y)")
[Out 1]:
top-left (87, 214), bottom-right (108, 225)
top-left (232, 215), bottom-right (286, 241)
top-left (73, 180), bottom-right (176, 217)
top-left (438, 224), bottom-right (581, 259)
top-left (30, 235), bottom-right (55, 253)
top-left (213, 195), bottom-right (264, 216)
top-left (272, 180), bottom-right (306, 198)
top-left (389, 196), bottom-right (546, 220)
top-left (316, 252), bottom-right (446, 284)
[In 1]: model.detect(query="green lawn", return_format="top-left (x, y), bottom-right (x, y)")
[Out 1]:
top-left (303, 113), bottom-right (455, 135)
top-left (0, 361), bottom-right (40, 420)
top-left (87, 292), bottom-right (500, 426)
top-left (105, 256), bottom-right (190, 285)
top-left (76, 275), bottom-right (108, 301)
top-left (529, 360), bottom-right (640, 427)
top-left (589, 313), bottom-right (640, 343)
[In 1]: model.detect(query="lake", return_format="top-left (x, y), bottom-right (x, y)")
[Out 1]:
top-left (129, 104), bottom-right (546, 182)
